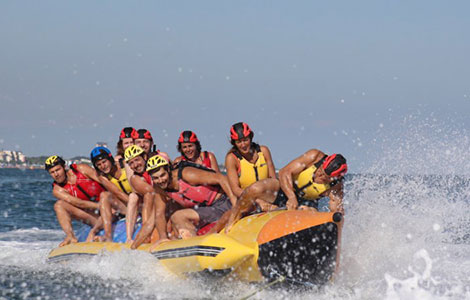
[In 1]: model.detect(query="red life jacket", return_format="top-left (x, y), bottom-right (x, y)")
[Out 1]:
top-left (180, 151), bottom-right (212, 169)
top-left (167, 162), bottom-right (220, 208)
top-left (142, 171), bottom-right (152, 185)
top-left (54, 164), bottom-right (104, 202)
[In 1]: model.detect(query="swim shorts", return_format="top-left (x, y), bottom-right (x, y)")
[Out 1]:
top-left (194, 194), bottom-right (232, 228)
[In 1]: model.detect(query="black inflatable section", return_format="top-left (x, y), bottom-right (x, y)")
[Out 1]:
top-left (257, 222), bottom-right (338, 287)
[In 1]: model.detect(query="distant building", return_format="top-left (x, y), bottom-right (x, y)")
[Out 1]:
top-left (0, 150), bottom-right (26, 165)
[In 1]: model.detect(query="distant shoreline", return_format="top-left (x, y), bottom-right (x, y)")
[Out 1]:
top-left (0, 165), bottom-right (44, 170)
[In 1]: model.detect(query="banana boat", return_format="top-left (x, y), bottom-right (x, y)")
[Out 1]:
top-left (48, 210), bottom-right (343, 286)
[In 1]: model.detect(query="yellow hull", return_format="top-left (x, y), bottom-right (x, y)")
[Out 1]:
top-left (48, 210), bottom-right (343, 286)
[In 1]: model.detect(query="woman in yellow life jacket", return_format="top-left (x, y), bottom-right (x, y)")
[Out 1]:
top-left (225, 122), bottom-right (276, 198)
top-left (224, 149), bottom-right (348, 232)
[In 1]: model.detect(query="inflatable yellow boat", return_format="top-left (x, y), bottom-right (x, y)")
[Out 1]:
top-left (48, 210), bottom-right (343, 286)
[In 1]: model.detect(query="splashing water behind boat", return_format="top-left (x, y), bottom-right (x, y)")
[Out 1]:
top-left (1, 117), bottom-right (469, 299)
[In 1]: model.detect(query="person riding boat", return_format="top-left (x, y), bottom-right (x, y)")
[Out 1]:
top-left (224, 150), bottom-right (348, 232)
top-left (206, 122), bottom-right (277, 234)
top-left (132, 128), bottom-right (170, 162)
top-left (225, 122), bottom-right (276, 197)
top-left (173, 130), bottom-right (220, 172)
top-left (86, 147), bottom-right (140, 242)
top-left (124, 145), bottom-right (165, 249)
top-left (115, 127), bottom-right (136, 162)
top-left (45, 155), bottom-right (107, 247)
top-left (145, 155), bottom-right (237, 247)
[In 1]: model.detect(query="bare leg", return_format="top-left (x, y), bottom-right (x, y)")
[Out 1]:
top-left (54, 200), bottom-right (99, 247)
top-left (86, 217), bottom-right (103, 242)
top-left (225, 178), bottom-right (280, 232)
top-left (99, 192), bottom-right (114, 242)
top-left (87, 191), bottom-right (128, 242)
top-left (170, 209), bottom-right (199, 239)
top-left (126, 193), bottom-right (140, 243)
top-left (131, 193), bottom-right (155, 249)
top-left (209, 197), bottom-right (278, 234)
top-left (207, 210), bottom-right (230, 234)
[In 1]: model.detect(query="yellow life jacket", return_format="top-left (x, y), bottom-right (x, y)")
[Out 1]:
top-left (293, 156), bottom-right (339, 200)
top-left (233, 144), bottom-right (269, 189)
top-left (107, 166), bottom-right (133, 195)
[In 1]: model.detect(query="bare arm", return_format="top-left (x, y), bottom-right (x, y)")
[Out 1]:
top-left (130, 175), bottom-right (155, 196)
top-left (124, 163), bottom-right (135, 190)
top-left (154, 194), bottom-right (168, 241)
top-left (278, 149), bottom-right (326, 210)
top-left (52, 185), bottom-right (99, 210)
top-left (325, 182), bottom-right (344, 214)
top-left (260, 146), bottom-right (276, 179)
top-left (208, 152), bottom-right (221, 173)
top-left (75, 164), bottom-right (101, 182)
top-left (98, 175), bottom-right (129, 204)
top-left (183, 167), bottom-right (238, 206)
top-left (225, 153), bottom-right (244, 197)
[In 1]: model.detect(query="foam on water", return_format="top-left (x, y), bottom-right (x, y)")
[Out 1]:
top-left (332, 115), bottom-right (470, 299)
top-left (1, 114), bottom-right (469, 299)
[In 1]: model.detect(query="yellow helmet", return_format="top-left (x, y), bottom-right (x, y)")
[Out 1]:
top-left (124, 145), bottom-right (145, 162)
top-left (45, 155), bottom-right (66, 170)
top-left (146, 155), bottom-right (169, 172)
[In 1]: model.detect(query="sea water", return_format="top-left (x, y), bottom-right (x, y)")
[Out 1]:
top-left (1, 130), bottom-right (469, 299)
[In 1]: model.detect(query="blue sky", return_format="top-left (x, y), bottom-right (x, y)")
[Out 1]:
top-left (1, 1), bottom-right (469, 172)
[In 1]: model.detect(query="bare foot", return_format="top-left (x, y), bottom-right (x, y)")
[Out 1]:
top-left (59, 236), bottom-right (78, 247)
top-left (100, 236), bottom-right (113, 242)
top-left (256, 200), bottom-right (279, 212)
top-left (149, 238), bottom-right (170, 252)
top-left (85, 233), bottom-right (95, 243)
top-left (178, 229), bottom-right (193, 239)
top-left (298, 205), bottom-right (317, 211)
top-left (126, 239), bottom-right (134, 245)
top-left (224, 212), bottom-right (241, 233)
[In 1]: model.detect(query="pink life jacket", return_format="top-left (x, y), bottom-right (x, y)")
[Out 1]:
top-left (167, 163), bottom-right (220, 208)
top-left (54, 164), bottom-right (104, 202)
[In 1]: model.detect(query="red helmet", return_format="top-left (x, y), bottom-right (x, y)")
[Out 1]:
top-left (132, 129), bottom-right (153, 141)
top-left (230, 122), bottom-right (253, 140)
top-left (120, 127), bottom-right (137, 139)
top-left (322, 154), bottom-right (348, 178)
top-left (178, 130), bottom-right (199, 143)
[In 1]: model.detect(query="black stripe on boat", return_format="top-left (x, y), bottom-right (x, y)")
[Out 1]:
top-left (48, 252), bottom-right (97, 263)
top-left (151, 245), bottom-right (225, 260)
top-left (186, 268), bottom-right (233, 280)
top-left (257, 222), bottom-right (338, 287)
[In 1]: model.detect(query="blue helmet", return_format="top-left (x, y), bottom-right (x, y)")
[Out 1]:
top-left (90, 146), bottom-right (113, 167)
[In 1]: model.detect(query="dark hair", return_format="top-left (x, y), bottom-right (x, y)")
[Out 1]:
top-left (148, 164), bottom-right (171, 176)
top-left (227, 140), bottom-right (260, 155)
top-left (177, 141), bottom-right (202, 157)
top-left (116, 140), bottom-right (124, 156)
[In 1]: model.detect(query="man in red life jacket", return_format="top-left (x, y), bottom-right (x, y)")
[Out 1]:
top-left (45, 155), bottom-right (107, 247)
top-left (123, 145), bottom-right (167, 249)
top-left (145, 155), bottom-right (237, 248)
